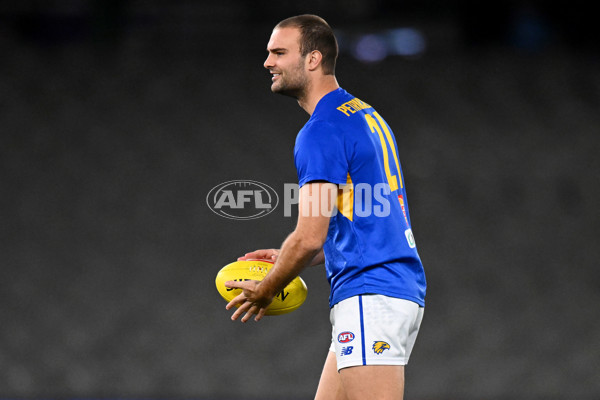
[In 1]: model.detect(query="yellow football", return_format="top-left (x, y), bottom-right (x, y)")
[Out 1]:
top-left (215, 259), bottom-right (308, 315)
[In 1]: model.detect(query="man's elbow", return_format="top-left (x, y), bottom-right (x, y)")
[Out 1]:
top-left (303, 238), bottom-right (325, 254)
top-left (291, 232), bottom-right (325, 255)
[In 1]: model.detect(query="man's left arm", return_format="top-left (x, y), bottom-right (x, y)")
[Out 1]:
top-left (225, 182), bottom-right (337, 322)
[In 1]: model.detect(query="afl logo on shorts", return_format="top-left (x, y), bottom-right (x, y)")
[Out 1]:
top-left (338, 332), bottom-right (355, 343)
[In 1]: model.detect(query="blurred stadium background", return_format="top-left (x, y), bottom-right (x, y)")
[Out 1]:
top-left (1, 1), bottom-right (599, 399)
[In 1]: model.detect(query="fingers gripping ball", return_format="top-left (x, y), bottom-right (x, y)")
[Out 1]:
top-left (215, 260), bottom-right (308, 315)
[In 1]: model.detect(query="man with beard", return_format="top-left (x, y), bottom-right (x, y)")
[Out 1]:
top-left (225, 15), bottom-right (427, 400)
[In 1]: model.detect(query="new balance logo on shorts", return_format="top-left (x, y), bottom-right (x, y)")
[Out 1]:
top-left (340, 346), bottom-right (354, 356)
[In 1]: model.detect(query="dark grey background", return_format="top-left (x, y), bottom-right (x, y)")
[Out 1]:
top-left (1, 1), bottom-right (599, 399)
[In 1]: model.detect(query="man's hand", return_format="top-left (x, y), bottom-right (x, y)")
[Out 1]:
top-left (238, 249), bottom-right (280, 263)
top-left (238, 248), bottom-right (324, 267)
top-left (225, 280), bottom-right (274, 322)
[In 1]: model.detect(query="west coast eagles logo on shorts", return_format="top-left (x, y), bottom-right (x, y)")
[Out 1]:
top-left (372, 341), bottom-right (390, 354)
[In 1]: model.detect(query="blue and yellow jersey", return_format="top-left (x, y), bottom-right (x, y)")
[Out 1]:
top-left (294, 88), bottom-right (426, 307)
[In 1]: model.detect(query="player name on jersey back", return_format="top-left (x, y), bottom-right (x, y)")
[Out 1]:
top-left (336, 98), bottom-right (372, 116)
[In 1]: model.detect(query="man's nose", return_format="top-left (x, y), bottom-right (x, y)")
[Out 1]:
top-left (264, 54), bottom-right (274, 69)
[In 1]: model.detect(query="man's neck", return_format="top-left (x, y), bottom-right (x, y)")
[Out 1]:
top-left (298, 75), bottom-right (340, 116)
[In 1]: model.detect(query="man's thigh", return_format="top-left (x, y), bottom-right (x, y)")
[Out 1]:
top-left (315, 352), bottom-right (405, 400)
top-left (339, 364), bottom-right (405, 400)
top-left (315, 351), bottom-right (346, 400)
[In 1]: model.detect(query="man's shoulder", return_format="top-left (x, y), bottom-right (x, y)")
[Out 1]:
top-left (297, 118), bottom-right (339, 146)
top-left (302, 115), bottom-right (337, 131)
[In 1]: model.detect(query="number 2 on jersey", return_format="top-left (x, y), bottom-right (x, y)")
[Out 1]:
top-left (365, 112), bottom-right (403, 191)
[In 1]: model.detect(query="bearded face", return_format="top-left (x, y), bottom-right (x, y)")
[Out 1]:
top-left (264, 27), bottom-right (310, 99)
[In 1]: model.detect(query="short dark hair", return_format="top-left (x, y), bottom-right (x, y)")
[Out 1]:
top-left (276, 14), bottom-right (338, 75)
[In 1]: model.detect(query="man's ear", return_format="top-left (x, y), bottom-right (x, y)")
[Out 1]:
top-left (306, 50), bottom-right (323, 71)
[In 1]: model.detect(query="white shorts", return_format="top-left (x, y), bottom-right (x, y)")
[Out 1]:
top-left (329, 294), bottom-right (424, 371)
